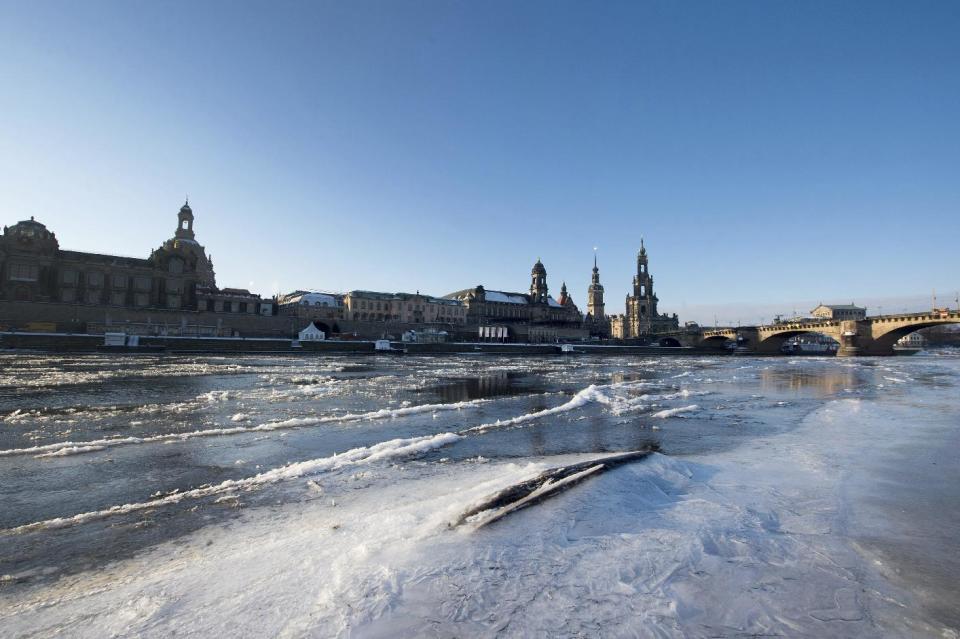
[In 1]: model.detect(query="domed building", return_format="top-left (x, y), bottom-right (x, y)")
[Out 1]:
top-left (445, 259), bottom-right (585, 342)
top-left (0, 202), bottom-right (268, 331)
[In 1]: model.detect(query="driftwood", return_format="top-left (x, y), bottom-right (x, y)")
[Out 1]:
top-left (453, 450), bottom-right (653, 528)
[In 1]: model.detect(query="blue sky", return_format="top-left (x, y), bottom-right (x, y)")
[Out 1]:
top-left (1, 1), bottom-right (958, 323)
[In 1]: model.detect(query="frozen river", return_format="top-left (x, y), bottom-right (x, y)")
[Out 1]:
top-left (1, 351), bottom-right (958, 637)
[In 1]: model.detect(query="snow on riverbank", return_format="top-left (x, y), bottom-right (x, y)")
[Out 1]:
top-left (1, 397), bottom-right (952, 638)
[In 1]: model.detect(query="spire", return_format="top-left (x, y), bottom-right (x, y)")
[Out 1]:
top-left (558, 281), bottom-right (572, 306)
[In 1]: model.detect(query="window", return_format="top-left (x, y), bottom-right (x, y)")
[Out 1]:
top-left (135, 277), bottom-right (151, 292)
top-left (87, 271), bottom-right (104, 287)
top-left (62, 269), bottom-right (78, 285)
top-left (111, 291), bottom-right (126, 306)
top-left (135, 293), bottom-right (150, 307)
top-left (61, 288), bottom-right (76, 303)
top-left (112, 274), bottom-right (128, 289)
top-left (9, 263), bottom-right (39, 282)
top-left (239, 302), bottom-right (248, 313)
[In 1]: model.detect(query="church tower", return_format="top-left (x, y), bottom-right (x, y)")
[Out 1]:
top-left (529, 259), bottom-right (548, 304)
top-left (175, 199), bottom-right (196, 241)
top-left (155, 200), bottom-right (216, 289)
top-left (625, 238), bottom-right (666, 337)
top-left (586, 253), bottom-right (605, 320)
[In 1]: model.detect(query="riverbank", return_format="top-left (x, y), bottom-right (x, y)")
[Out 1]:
top-left (0, 331), bottom-right (698, 356)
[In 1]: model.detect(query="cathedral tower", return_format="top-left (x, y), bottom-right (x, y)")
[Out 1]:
top-left (624, 238), bottom-right (677, 337)
top-left (586, 253), bottom-right (605, 320)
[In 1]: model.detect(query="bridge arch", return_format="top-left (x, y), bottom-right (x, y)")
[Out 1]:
top-left (753, 325), bottom-right (842, 355)
top-left (658, 337), bottom-right (682, 347)
top-left (766, 329), bottom-right (840, 355)
top-left (700, 334), bottom-right (735, 350)
top-left (870, 321), bottom-right (956, 352)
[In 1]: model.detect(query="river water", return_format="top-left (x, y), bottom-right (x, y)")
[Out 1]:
top-left (0, 351), bottom-right (958, 637)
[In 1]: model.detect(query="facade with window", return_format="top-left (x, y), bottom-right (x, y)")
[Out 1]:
top-left (810, 304), bottom-right (867, 321)
top-left (0, 202), bottom-right (263, 314)
top-left (445, 259), bottom-right (583, 328)
top-left (343, 290), bottom-right (466, 324)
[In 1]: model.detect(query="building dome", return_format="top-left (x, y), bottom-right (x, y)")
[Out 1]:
top-left (7, 217), bottom-right (50, 237)
top-left (2, 217), bottom-right (59, 252)
top-left (531, 258), bottom-right (546, 276)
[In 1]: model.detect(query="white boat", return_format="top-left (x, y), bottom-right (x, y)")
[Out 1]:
top-left (374, 339), bottom-right (406, 355)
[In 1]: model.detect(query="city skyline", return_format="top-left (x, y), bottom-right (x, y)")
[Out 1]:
top-left (2, 1), bottom-right (958, 323)
top-left (4, 202), bottom-right (951, 327)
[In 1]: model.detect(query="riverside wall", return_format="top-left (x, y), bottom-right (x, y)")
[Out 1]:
top-left (0, 331), bottom-right (697, 356)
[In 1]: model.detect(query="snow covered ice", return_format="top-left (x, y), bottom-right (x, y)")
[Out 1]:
top-left (1, 352), bottom-right (959, 637)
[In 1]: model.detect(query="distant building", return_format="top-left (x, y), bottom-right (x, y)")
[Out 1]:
top-left (609, 314), bottom-right (626, 339)
top-left (277, 290), bottom-right (342, 311)
top-left (810, 303), bottom-right (866, 321)
top-left (276, 290), bottom-right (344, 331)
top-left (0, 201), bottom-right (264, 315)
top-left (197, 287), bottom-right (268, 315)
top-left (584, 254), bottom-right (610, 337)
top-left (623, 239), bottom-right (679, 337)
top-left (446, 259), bottom-right (583, 328)
top-left (343, 290), bottom-right (466, 324)
top-left (896, 332), bottom-right (926, 348)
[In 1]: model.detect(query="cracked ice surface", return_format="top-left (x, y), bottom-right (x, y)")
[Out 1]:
top-left (1, 352), bottom-right (959, 637)
top-left (2, 397), bottom-right (955, 637)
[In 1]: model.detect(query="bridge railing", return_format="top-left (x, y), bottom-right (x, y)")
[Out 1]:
top-left (867, 311), bottom-right (959, 322)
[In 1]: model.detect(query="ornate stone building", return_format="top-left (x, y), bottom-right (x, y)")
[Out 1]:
top-left (623, 239), bottom-right (679, 337)
top-left (343, 290), bottom-right (466, 324)
top-left (0, 201), bottom-right (265, 315)
top-left (810, 303), bottom-right (866, 321)
top-left (446, 259), bottom-right (583, 329)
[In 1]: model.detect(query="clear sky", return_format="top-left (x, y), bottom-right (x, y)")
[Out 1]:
top-left (1, 1), bottom-right (958, 324)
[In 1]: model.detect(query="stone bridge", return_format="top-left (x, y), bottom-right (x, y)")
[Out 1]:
top-left (696, 310), bottom-right (960, 356)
